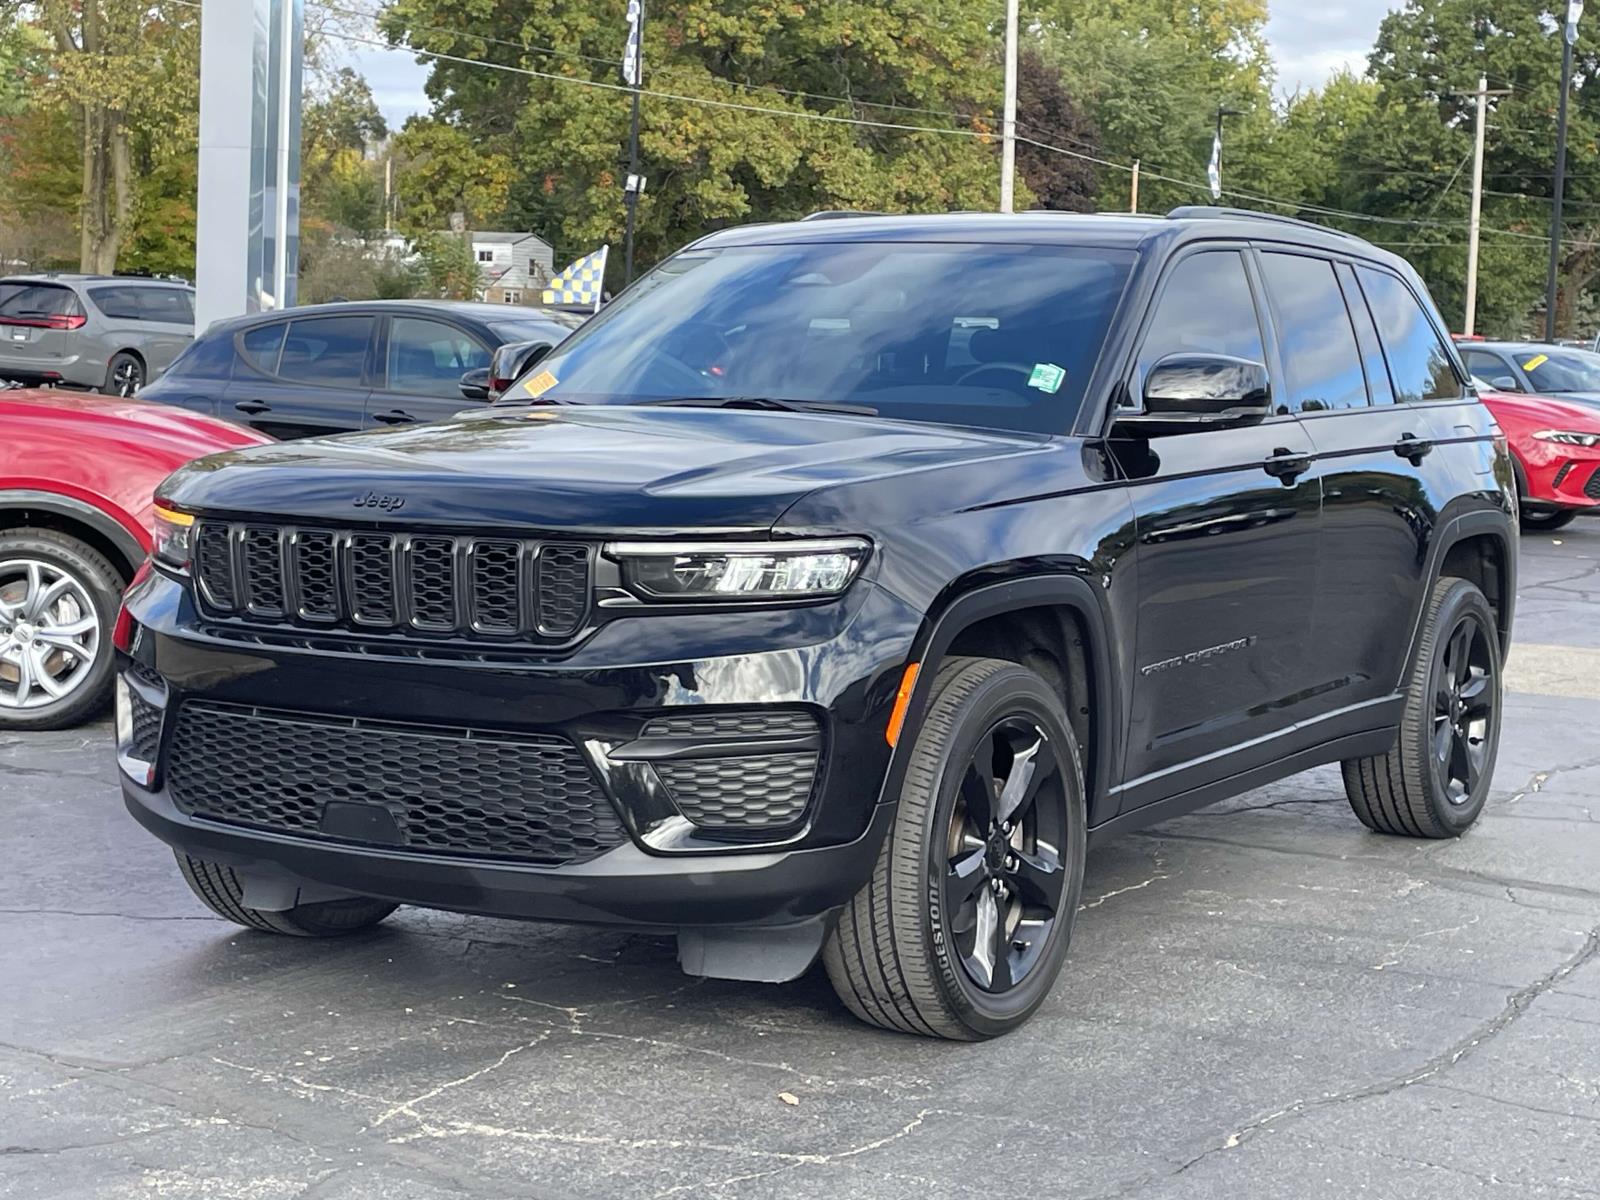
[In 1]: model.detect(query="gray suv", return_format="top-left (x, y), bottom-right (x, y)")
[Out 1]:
top-left (0, 274), bottom-right (195, 395)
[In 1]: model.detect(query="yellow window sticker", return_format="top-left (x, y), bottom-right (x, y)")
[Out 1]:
top-left (1522, 353), bottom-right (1549, 371)
top-left (522, 369), bottom-right (559, 397)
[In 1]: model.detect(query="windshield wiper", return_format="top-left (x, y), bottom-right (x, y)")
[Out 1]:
top-left (640, 395), bottom-right (878, 416)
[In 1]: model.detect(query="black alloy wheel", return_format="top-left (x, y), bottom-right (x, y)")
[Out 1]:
top-left (1432, 611), bottom-right (1496, 806)
top-left (942, 716), bottom-right (1068, 994)
top-left (106, 352), bottom-right (144, 397)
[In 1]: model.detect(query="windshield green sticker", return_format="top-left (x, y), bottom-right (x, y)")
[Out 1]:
top-left (1028, 362), bottom-right (1066, 394)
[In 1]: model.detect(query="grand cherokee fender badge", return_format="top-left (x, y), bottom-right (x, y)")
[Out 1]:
top-left (353, 491), bottom-right (406, 512)
top-left (1140, 636), bottom-right (1256, 676)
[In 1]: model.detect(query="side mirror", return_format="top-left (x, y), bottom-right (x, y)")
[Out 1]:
top-left (1115, 353), bottom-right (1272, 435)
top-left (1490, 375), bottom-right (1520, 392)
top-left (459, 367), bottom-right (491, 401)
top-left (488, 340), bottom-right (555, 398)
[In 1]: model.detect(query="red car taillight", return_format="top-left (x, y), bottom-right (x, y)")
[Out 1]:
top-left (0, 313), bottom-right (86, 330)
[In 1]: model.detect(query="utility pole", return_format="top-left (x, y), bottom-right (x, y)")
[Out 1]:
top-left (999, 0), bottom-right (1018, 213)
top-left (1130, 159), bottom-right (1140, 213)
top-left (622, 0), bottom-right (644, 284)
top-left (1546, 1), bottom-right (1583, 340)
top-left (1461, 76), bottom-right (1511, 336)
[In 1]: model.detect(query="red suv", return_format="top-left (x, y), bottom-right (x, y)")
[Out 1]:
top-left (0, 388), bottom-right (266, 728)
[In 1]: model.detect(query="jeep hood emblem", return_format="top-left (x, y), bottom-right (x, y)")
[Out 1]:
top-left (354, 491), bottom-right (406, 512)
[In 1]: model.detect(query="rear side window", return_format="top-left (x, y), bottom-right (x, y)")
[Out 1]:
top-left (0, 282), bottom-right (81, 319)
top-left (276, 316), bottom-right (373, 387)
top-left (1138, 250), bottom-right (1266, 373)
top-left (239, 323), bottom-right (286, 373)
top-left (89, 286), bottom-right (142, 319)
top-left (1259, 253), bottom-right (1367, 412)
top-left (1356, 267), bottom-right (1462, 403)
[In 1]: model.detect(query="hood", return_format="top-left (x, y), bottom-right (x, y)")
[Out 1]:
top-left (158, 404), bottom-right (1047, 535)
top-left (1480, 390), bottom-right (1600, 431)
top-left (0, 388), bottom-right (267, 460)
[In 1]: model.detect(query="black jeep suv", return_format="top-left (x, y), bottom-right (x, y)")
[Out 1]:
top-left (117, 208), bottom-right (1516, 1039)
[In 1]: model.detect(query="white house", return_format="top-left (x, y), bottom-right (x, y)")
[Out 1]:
top-left (468, 231), bottom-right (556, 305)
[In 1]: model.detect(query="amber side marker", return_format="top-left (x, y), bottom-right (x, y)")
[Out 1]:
top-left (152, 503), bottom-right (194, 527)
top-left (885, 662), bottom-right (921, 747)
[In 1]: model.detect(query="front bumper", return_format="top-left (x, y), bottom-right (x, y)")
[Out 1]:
top-left (116, 567), bottom-right (922, 931)
top-left (1522, 444), bottom-right (1600, 510)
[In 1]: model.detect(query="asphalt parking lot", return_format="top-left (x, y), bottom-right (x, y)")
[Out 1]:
top-left (4, 526), bottom-right (1599, 1200)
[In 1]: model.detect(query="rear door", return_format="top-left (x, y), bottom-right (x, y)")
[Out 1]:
top-left (131, 286), bottom-right (195, 375)
top-left (1111, 246), bottom-right (1323, 807)
top-left (1267, 252), bottom-right (1473, 716)
top-left (223, 314), bottom-right (376, 439)
top-left (363, 315), bottom-right (493, 428)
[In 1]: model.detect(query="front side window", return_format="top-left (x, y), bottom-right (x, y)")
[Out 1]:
top-left (1461, 349), bottom-right (1521, 392)
top-left (1137, 249), bottom-right (1265, 373)
top-left (1356, 267), bottom-right (1461, 403)
top-left (518, 242), bottom-right (1135, 435)
top-left (1260, 253), bottom-right (1367, 412)
top-left (139, 287), bottom-right (195, 324)
top-left (276, 316), bottom-right (373, 387)
top-left (386, 317), bottom-right (490, 393)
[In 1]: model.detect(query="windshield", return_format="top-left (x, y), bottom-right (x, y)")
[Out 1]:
top-left (515, 242), bottom-right (1134, 434)
top-left (1522, 348), bottom-right (1600, 394)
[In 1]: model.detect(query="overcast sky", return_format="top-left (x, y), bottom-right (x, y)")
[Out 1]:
top-left (349, 2), bottom-right (1405, 129)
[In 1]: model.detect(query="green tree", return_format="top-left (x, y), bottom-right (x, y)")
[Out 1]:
top-left (380, 0), bottom-right (1016, 280)
top-left (303, 68), bottom-right (389, 236)
top-left (389, 118), bottom-right (513, 236)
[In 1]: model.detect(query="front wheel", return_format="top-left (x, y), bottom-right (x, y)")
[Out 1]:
top-left (176, 853), bottom-right (398, 936)
top-left (1519, 507), bottom-right (1576, 533)
top-left (823, 657), bottom-right (1086, 1039)
top-left (1342, 577), bottom-right (1503, 837)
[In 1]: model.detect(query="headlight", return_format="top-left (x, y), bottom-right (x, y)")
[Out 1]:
top-left (606, 538), bottom-right (870, 601)
top-left (1532, 429), bottom-right (1600, 447)
top-left (151, 503), bottom-right (195, 572)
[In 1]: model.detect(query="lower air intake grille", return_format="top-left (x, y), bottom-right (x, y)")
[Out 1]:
top-left (1586, 467), bottom-right (1600, 501)
top-left (641, 709), bottom-right (821, 831)
top-left (167, 703), bottom-right (626, 865)
top-left (125, 684), bottom-right (164, 763)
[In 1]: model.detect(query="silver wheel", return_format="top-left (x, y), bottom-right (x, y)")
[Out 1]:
top-left (0, 558), bottom-right (102, 710)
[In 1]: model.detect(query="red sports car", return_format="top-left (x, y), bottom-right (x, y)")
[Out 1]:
top-left (1478, 389), bottom-right (1600, 532)
top-left (0, 388), bottom-right (267, 728)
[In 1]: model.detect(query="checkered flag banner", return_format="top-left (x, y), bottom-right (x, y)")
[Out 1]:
top-left (541, 246), bottom-right (609, 312)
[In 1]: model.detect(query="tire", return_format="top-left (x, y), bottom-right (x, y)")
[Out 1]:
top-left (1519, 507), bottom-right (1576, 532)
top-left (1342, 577), bottom-right (1503, 838)
top-left (823, 657), bottom-right (1086, 1040)
top-left (175, 853), bottom-right (398, 936)
top-left (103, 351), bottom-right (144, 396)
top-left (0, 528), bottom-right (125, 730)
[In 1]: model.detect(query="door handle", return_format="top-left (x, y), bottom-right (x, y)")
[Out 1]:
top-left (373, 409), bottom-right (415, 425)
top-left (1262, 448), bottom-right (1312, 483)
top-left (233, 399), bottom-right (270, 415)
top-left (1393, 433), bottom-right (1434, 463)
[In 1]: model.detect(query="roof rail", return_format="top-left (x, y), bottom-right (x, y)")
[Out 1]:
top-left (799, 210), bottom-right (892, 221)
top-left (1165, 205), bottom-right (1358, 241)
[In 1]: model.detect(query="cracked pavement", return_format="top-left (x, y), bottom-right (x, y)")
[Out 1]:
top-left (4, 527), bottom-right (1599, 1199)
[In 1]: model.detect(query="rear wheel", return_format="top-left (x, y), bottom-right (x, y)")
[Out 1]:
top-left (1342, 577), bottom-right (1502, 837)
top-left (175, 853), bottom-right (398, 936)
top-left (823, 657), bottom-right (1086, 1039)
top-left (0, 528), bottom-right (122, 730)
top-left (103, 352), bottom-right (144, 396)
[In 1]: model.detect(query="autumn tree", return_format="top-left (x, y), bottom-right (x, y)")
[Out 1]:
top-left (1015, 48), bottom-right (1099, 211)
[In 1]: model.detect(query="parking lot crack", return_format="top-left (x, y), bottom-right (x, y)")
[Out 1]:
top-left (1147, 924), bottom-right (1600, 1183)
top-left (0, 906), bottom-right (221, 923)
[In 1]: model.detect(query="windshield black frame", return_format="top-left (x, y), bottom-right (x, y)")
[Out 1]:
top-left (503, 241), bottom-right (1137, 436)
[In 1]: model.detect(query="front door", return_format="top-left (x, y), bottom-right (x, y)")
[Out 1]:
top-left (1108, 247), bottom-right (1323, 809)
top-left (363, 315), bottom-right (494, 429)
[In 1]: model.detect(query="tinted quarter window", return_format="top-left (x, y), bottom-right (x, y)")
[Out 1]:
top-left (239, 323), bottom-right (286, 374)
top-left (164, 330), bottom-right (235, 380)
top-left (277, 316), bottom-right (373, 387)
top-left (1138, 250), bottom-right (1265, 373)
top-left (1260, 253), bottom-right (1367, 412)
top-left (386, 317), bottom-right (490, 393)
top-left (1356, 267), bottom-right (1461, 403)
